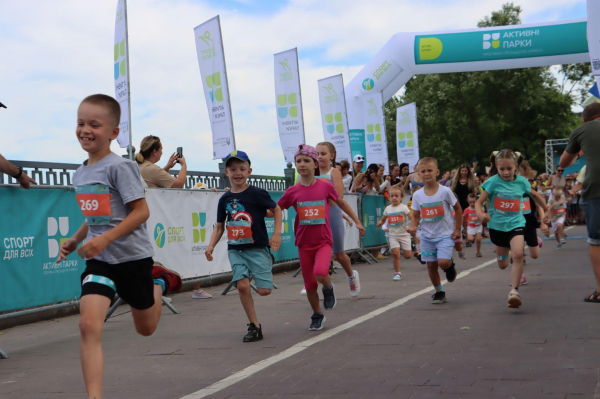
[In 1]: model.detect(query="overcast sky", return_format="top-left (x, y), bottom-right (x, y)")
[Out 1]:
top-left (0, 0), bottom-right (587, 176)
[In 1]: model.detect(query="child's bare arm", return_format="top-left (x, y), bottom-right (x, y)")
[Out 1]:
top-left (205, 222), bottom-right (225, 261)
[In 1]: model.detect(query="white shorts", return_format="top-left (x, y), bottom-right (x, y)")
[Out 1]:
top-left (551, 217), bottom-right (565, 232)
top-left (467, 225), bottom-right (483, 236)
top-left (389, 234), bottom-right (411, 251)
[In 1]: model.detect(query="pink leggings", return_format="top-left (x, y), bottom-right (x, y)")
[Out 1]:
top-left (298, 244), bottom-right (332, 291)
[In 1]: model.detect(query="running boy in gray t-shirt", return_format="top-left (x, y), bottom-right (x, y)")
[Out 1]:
top-left (56, 94), bottom-right (182, 399)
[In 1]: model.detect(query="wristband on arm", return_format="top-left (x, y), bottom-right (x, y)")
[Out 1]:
top-left (13, 166), bottom-right (23, 180)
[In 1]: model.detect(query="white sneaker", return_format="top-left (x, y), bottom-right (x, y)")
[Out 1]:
top-left (192, 289), bottom-right (212, 299)
top-left (300, 287), bottom-right (307, 295)
top-left (349, 270), bottom-right (361, 298)
top-left (393, 273), bottom-right (402, 281)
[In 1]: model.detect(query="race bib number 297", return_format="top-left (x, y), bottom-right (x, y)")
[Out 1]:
top-left (75, 185), bottom-right (112, 225)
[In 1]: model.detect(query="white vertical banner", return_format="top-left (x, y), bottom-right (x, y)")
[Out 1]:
top-left (317, 74), bottom-right (352, 164)
top-left (362, 92), bottom-right (389, 174)
top-left (194, 16), bottom-right (236, 160)
top-left (114, 0), bottom-right (132, 148)
top-left (588, 1), bottom-right (600, 87)
top-left (396, 102), bottom-right (420, 172)
top-left (274, 48), bottom-right (305, 163)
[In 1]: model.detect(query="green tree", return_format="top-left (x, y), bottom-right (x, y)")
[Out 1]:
top-left (384, 3), bottom-right (588, 174)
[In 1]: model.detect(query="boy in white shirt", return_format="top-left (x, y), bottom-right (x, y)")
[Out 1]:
top-left (377, 186), bottom-right (414, 280)
top-left (408, 157), bottom-right (463, 304)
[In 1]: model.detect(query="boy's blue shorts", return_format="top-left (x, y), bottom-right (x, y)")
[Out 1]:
top-left (420, 235), bottom-right (455, 262)
top-left (227, 247), bottom-right (273, 289)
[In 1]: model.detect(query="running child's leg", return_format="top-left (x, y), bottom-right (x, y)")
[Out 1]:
top-left (427, 261), bottom-right (441, 287)
top-left (131, 284), bottom-right (163, 336)
top-left (496, 246), bottom-right (511, 270)
top-left (528, 245), bottom-right (540, 259)
top-left (79, 294), bottom-right (112, 399)
top-left (335, 252), bottom-right (353, 277)
top-left (476, 233), bottom-right (482, 253)
top-left (299, 246), bottom-right (321, 314)
top-left (391, 247), bottom-right (401, 273)
top-left (467, 234), bottom-right (474, 245)
top-left (509, 235), bottom-right (525, 289)
top-left (558, 223), bottom-right (565, 241)
top-left (236, 277), bottom-right (259, 326)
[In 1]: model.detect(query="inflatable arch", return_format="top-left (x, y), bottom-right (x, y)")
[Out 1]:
top-left (345, 19), bottom-right (590, 131)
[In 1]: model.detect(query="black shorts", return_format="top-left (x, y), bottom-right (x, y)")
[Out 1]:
top-left (489, 227), bottom-right (525, 249)
top-left (524, 215), bottom-right (539, 248)
top-left (81, 257), bottom-right (155, 310)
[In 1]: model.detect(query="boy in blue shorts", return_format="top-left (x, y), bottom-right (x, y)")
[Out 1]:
top-left (205, 151), bottom-right (282, 342)
top-left (408, 157), bottom-right (462, 304)
top-left (57, 94), bottom-right (182, 399)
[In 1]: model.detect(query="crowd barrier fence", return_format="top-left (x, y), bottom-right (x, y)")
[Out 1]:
top-left (0, 186), bottom-right (387, 317)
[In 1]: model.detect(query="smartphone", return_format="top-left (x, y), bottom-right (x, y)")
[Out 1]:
top-left (472, 157), bottom-right (477, 163)
top-left (176, 147), bottom-right (183, 163)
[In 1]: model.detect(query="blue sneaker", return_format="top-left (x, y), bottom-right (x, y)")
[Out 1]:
top-left (309, 313), bottom-right (325, 331)
top-left (322, 283), bottom-right (337, 310)
top-left (557, 243), bottom-right (562, 249)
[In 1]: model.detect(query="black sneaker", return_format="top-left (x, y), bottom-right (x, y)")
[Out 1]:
top-left (322, 283), bottom-right (337, 310)
top-left (309, 313), bottom-right (325, 331)
top-left (328, 261), bottom-right (334, 276)
top-left (444, 262), bottom-right (457, 283)
top-left (415, 252), bottom-right (426, 265)
top-left (243, 323), bottom-right (263, 342)
top-left (431, 291), bottom-right (447, 304)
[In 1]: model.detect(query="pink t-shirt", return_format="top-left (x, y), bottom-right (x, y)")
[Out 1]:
top-left (462, 207), bottom-right (483, 227)
top-left (277, 180), bottom-right (339, 247)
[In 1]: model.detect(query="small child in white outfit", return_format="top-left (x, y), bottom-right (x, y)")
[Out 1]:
top-left (377, 186), bottom-right (413, 280)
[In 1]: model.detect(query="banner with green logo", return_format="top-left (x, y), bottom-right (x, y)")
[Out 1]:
top-left (0, 187), bottom-right (85, 312)
top-left (349, 129), bottom-right (366, 173)
top-left (266, 192), bottom-right (298, 262)
top-left (114, 0), bottom-right (131, 148)
top-left (362, 91), bottom-right (389, 174)
top-left (317, 74), bottom-right (352, 164)
top-left (396, 102), bottom-right (419, 172)
top-left (415, 21), bottom-right (587, 65)
top-left (194, 16), bottom-right (236, 159)
top-left (274, 48), bottom-right (305, 163)
top-left (361, 195), bottom-right (388, 247)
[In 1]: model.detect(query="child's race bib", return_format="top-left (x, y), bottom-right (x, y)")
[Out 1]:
top-left (226, 220), bottom-right (253, 245)
top-left (75, 185), bottom-right (112, 225)
top-left (522, 198), bottom-right (531, 214)
top-left (467, 215), bottom-right (481, 226)
top-left (421, 201), bottom-right (445, 223)
top-left (493, 194), bottom-right (521, 215)
top-left (387, 212), bottom-right (404, 226)
top-left (298, 200), bottom-right (326, 225)
top-left (553, 205), bottom-right (566, 217)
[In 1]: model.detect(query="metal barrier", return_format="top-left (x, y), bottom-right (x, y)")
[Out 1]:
top-left (2, 160), bottom-right (295, 190)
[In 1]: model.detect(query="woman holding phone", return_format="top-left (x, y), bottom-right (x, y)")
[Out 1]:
top-left (136, 135), bottom-right (188, 189)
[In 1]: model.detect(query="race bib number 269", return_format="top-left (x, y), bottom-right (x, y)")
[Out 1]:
top-left (75, 185), bottom-right (112, 225)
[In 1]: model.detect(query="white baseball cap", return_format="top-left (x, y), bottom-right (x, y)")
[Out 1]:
top-left (353, 154), bottom-right (365, 163)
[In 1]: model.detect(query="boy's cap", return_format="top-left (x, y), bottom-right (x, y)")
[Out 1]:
top-left (353, 154), bottom-right (365, 163)
top-left (294, 144), bottom-right (318, 162)
top-left (225, 150), bottom-right (251, 166)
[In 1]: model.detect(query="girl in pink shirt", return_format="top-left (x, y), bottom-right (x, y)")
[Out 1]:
top-left (278, 144), bottom-right (365, 331)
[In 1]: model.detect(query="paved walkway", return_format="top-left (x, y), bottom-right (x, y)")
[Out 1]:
top-left (1, 225), bottom-right (599, 399)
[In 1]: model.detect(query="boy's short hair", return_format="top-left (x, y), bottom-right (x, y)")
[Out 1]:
top-left (418, 157), bottom-right (438, 169)
top-left (81, 94), bottom-right (121, 127)
top-left (467, 193), bottom-right (478, 200)
top-left (389, 185), bottom-right (403, 195)
top-left (340, 160), bottom-right (350, 170)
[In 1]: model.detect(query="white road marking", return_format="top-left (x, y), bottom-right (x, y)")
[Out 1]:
top-left (181, 258), bottom-right (498, 399)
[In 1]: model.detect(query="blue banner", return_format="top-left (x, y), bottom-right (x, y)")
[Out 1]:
top-left (361, 195), bottom-right (388, 247)
top-left (0, 187), bottom-right (85, 312)
top-left (266, 192), bottom-right (299, 262)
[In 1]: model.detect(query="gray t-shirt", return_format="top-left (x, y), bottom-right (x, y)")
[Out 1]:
top-left (566, 120), bottom-right (600, 200)
top-left (72, 152), bottom-right (154, 264)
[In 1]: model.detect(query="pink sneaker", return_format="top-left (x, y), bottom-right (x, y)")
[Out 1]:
top-left (192, 289), bottom-right (212, 299)
top-left (537, 237), bottom-right (543, 248)
top-left (520, 276), bottom-right (527, 285)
